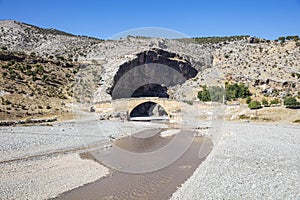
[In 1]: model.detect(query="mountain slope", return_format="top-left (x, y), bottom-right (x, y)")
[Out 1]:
top-left (0, 20), bottom-right (299, 121)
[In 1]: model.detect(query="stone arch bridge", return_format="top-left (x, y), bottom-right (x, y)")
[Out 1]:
top-left (94, 97), bottom-right (182, 121)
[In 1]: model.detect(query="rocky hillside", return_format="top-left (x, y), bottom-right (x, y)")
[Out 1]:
top-left (0, 20), bottom-right (299, 120)
top-left (0, 20), bottom-right (102, 60)
top-left (0, 50), bottom-right (80, 120)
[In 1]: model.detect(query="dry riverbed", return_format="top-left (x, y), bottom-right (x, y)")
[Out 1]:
top-left (1, 118), bottom-right (299, 199)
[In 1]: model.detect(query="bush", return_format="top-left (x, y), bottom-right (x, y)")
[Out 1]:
top-left (198, 85), bottom-right (224, 102)
top-left (270, 98), bottom-right (280, 105)
top-left (248, 100), bottom-right (262, 109)
top-left (262, 98), bottom-right (269, 107)
top-left (284, 97), bottom-right (300, 108)
top-left (278, 36), bottom-right (285, 43)
top-left (32, 75), bottom-right (37, 81)
top-left (198, 86), bottom-right (211, 102)
top-left (225, 82), bottom-right (251, 100)
top-left (7, 61), bottom-right (15, 66)
top-left (1, 46), bottom-right (7, 50)
top-left (35, 65), bottom-right (44, 75)
top-left (246, 96), bottom-right (252, 104)
top-left (3, 99), bottom-right (11, 105)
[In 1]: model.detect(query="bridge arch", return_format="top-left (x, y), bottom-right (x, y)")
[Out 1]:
top-left (129, 101), bottom-right (168, 118)
top-left (127, 98), bottom-right (181, 120)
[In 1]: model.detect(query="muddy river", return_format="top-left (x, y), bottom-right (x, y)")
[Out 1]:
top-left (55, 129), bottom-right (212, 200)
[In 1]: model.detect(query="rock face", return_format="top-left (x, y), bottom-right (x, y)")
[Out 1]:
top-left (108, 48), bottom-right (198, 99)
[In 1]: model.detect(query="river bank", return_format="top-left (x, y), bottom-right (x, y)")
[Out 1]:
top-left (1, 119), bottom-right (299, 199)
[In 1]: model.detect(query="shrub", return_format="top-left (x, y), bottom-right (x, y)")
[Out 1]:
top-left (278, 36), bottom-right (285, 43)
top-left (183, 100), bottom-right (193, 105)
top-left (246, 96), bottom-right (252, 104)
top-left (239, 114), bottom-right (250, 120)
top-left (270, 98), bottom-right (280, 105)
top-left (35, 65), bottom-right (45, 75)
top-left (262, 98), bottom-right (269, 107)
top-left (10, 71), bottom-right (17, 79)
top-left (248, 100), bottom-right (262, 109)
top-left (198, 86), bottom-right (211, 102)
top-left (72, 69), bottom-right (79, 74)
top-left (30, 52), bottom-right (36, 57)
top-left (198, 85), bottom-right (224, 102)
top-left (7, 61), bottom-right (15, 66)
top-left (32, 75), bottom-right (37, 81)
top-left (26, 70), bottom-right (32, 76)
top-left (225, 82), bottom-right (251, 100)
top-left (1, 46), bottom-right (7, 50)
top-left (42, 75), bottom-right (48, 82)
top-left (284, 97), bottom-right (300, 108)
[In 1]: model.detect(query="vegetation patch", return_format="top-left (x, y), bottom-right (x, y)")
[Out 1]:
top-left (197, 83), bottom-right (251, 102)
top-left (284, 97), bottom-right (300, 108)
top-left (248, 100), bottom-right (262, 110)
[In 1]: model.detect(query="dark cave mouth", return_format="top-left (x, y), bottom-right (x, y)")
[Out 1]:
top-left (131, 83), bottom-right (169, 98)
top-left (108, 48), bottom-right (198, 100)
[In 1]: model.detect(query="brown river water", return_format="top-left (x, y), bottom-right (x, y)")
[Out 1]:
top-left (55, 129), bottom-right (212, 200)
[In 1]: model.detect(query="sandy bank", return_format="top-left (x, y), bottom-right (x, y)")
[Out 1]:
top-left (0, 153), bottom-right (109, 200)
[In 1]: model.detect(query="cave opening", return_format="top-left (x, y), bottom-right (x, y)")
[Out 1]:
top-left (130, 102), bottom-right (168, 118)
top-left (131, 83), bottom-right (169, 98)
top-left (108, 48), bottom-right (198, 100)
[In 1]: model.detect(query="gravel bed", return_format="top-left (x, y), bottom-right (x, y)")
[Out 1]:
top-left (0, 118), bottom-right (166, 199)
top-left (0, 153), bottom-right (109, 200)
top-left (171, 122), bottom-right (300, 200)
top-left (0, 119), bottom-right (166, 162)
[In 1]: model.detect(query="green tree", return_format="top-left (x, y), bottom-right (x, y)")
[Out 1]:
top-left (278, 36), bottom-right (286, 43)
top-left (198, 86), bottom-right (211, 102)
top-left (284, 97), bottom-right (300, 108)
top-left (225, 82), bottom-right (251, 100)
top-left (197, 85), bottom-right (224, 102)
top-left (248, 100), bottom-right (262, 110)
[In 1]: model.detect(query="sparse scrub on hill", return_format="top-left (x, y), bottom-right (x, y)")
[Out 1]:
top-left (270, 98), bottom-right (280, 105)
top-left (198, 83), bottom-right (251, 102)
top-left (291, 72), bottom-right (300, 79)
top-left (197, 85), bottom-right (224, 102)
top-left (193, 35), bottom-right (250, 44)
top-left (225, 82), bottom-right (251, 100)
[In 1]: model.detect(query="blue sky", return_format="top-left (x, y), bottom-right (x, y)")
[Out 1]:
top-left (0, 0), bottom-right (300, 39)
